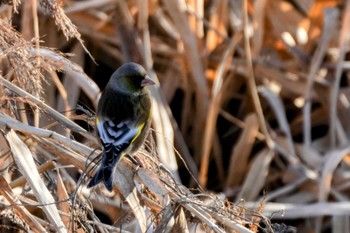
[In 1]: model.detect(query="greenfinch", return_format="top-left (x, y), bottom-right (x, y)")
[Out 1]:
top-left (88, 63), bottom-right (155, 191)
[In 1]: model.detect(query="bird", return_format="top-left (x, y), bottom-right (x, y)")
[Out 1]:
top-left (88, 62), bottom-right (155, 191)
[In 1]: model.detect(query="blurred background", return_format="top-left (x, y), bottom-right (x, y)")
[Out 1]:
top-left (1, 0), bottom-right (350, 232)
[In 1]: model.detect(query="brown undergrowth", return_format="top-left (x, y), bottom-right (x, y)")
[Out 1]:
top-left (0, 0), bottom-right (349, 232)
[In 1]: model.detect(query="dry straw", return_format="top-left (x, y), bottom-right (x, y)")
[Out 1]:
top-left (2, 0), bottom-right (350, 232)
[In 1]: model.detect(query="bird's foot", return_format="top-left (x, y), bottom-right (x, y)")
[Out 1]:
top-left (126, 154), bottom-right (145, 168)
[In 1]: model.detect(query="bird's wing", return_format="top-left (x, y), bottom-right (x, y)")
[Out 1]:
top-left (96, 117), bottom-right (144, 158)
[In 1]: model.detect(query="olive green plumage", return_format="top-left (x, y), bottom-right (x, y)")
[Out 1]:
top-left (88, 63), bottom-right (154, 191)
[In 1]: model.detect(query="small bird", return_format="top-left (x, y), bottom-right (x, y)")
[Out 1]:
top-left (88, 63), bottom-right (155, 191)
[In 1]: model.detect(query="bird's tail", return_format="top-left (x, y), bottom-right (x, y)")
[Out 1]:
top-left (88, 152), bottom-right (119, 191)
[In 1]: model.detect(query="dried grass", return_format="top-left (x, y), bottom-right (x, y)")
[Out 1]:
top-left (1, 0), bottom-right (350, 232)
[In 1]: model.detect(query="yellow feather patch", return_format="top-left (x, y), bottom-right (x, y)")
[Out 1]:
top-left (132, 123), bottom-right (145, 143)
top-left (132, 108), bottom-right (151, 143)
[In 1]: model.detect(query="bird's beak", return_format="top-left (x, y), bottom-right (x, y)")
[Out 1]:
top-left (141, 75), bottom-right (156, 87)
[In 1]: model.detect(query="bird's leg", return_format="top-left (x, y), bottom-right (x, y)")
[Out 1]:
top-left (126, 154), bottom-right (138, 165)
top-left (126, 154), bottom-right (145, 168)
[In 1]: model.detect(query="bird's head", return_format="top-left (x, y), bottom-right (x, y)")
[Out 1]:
top-left (109, 63), bottom-right (155, 95)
